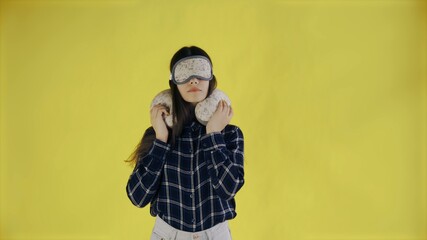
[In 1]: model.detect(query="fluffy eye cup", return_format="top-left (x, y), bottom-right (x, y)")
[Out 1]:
top-left (170, 56), bottom-right (213, 85)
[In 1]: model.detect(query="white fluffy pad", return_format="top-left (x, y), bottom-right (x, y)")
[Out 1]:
top-left (150, 89), bottom-right (231, 127)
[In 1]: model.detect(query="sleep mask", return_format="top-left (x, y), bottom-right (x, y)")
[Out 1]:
top-left (169, 56), bottom-right (213, 85)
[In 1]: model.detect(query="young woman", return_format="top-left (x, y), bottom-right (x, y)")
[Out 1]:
top-left (125, 46), bottom-right (244, 240)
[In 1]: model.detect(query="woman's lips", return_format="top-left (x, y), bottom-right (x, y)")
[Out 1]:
top-left (188, 87), bottom-right (201, 92)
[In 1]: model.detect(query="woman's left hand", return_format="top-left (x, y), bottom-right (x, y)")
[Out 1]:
top-left (206, 100), bottom-right (233, 134)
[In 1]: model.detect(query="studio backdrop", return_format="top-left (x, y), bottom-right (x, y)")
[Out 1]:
top-left (1, 0), bottom-right (426, 239)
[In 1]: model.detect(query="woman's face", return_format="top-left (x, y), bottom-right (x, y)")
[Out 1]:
top-left (177, 77), bottom-right (209, 106)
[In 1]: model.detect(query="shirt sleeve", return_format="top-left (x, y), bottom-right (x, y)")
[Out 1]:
top-left (200, 126), bottom-right (245, 201)
top-left (126, 136), bottom-right (171, 208)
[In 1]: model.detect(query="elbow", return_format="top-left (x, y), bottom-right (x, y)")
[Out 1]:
top-left (214, 179), bottom-right (245, 201)
top-left (214, 189), bottom-right (234, 201)
top-left (128, 195), bottom-right (151, 208)
top-left (126, 183), bottom-right (151, 208)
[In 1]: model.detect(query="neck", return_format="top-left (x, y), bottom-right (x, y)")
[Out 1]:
top-left (184, 104), bottom-right (196, 124)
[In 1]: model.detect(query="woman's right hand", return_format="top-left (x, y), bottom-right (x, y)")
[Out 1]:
top-left (150, 104), bottom-right (169, 143)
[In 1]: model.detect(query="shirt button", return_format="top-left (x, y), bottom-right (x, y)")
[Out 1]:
top-left (190, 194), bottom-right (193, 198)
top-left (189, 149), bottom-right (192, 153)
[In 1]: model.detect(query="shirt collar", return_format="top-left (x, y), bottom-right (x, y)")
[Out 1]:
top-left (184, 120), bottom-right (202, 131)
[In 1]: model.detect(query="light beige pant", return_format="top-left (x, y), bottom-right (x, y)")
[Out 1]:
top-left (150, 215), bottom-right (232, 240)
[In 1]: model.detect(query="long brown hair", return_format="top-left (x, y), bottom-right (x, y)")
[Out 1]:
top-left (124, 46), bottom-right (217, 167)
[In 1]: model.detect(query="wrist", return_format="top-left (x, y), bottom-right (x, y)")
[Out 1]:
top-left (156, 135), bottom-right (168, 143)
top-left (206, 129), bottom-right (219, 134)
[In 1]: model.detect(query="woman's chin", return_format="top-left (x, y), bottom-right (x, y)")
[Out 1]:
top-left (184, 97), bottom-right (204, 104)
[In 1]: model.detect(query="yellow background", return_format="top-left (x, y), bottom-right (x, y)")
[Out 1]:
top-left (1, 0), bottom-right (426, 239)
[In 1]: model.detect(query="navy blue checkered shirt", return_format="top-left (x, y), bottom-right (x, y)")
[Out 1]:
top-left (126, 120), bottom-right (245, 232)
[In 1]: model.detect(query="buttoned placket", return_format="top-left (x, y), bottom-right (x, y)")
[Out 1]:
top-left (188, 127), bottom-right (197, 230)
top-left (189, 130), bottom-right (195, 201)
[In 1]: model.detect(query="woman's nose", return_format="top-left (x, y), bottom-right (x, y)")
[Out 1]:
top-left (189, 78), bottom-right (199, 84)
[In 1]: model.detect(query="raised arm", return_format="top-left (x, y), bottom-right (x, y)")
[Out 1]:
top-left (200, 126), bottom-right (245, 201)
top-left (126, 129), bottom-right (171, 208)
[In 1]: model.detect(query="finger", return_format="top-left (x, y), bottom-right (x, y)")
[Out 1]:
top-left (221, 100), bottom-right (226, 110)
top-left (156, 103), bottom-right (165, 107)
top-left (154, 108), bottom-right (160, 119)
top-left (223, 100), bottom-right (229, 113)
top-left (159, 107), bottom-right (169, 115)
top-left (153, 104), bottom-right (167, 109)
top-left (151, 106), bottom-right (158, 115)
top-left (158, 109), bottom-right (167, 117)
top-left (217, 100), bottom-right (223, 111)
top-left (161, 109), bottom-right (169, 117)
top-left (155, 107), bottom-right (166, 117)
top-left (154, 105), bottom-right (167, 111)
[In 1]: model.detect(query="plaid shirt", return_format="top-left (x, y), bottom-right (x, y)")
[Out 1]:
top-left (126, 120), bottom-right (245, 232)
